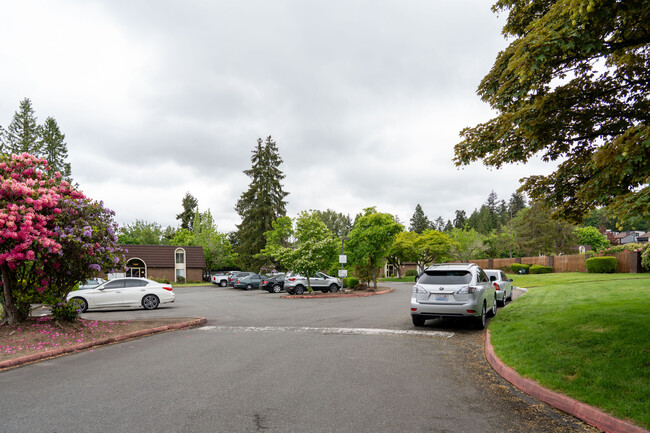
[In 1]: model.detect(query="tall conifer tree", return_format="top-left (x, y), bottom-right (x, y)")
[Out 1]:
top-left (6, 98), bottom-right (41, 155)
top-left (39, 117), bottom-right (71, 179)
top-left (235, 136), bottom-right (288, 270)
top-left (409, 204), bottom-right (430, 234)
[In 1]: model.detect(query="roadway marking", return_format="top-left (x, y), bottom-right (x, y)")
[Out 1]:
top-left (197, 325), bottom-right (454, 339)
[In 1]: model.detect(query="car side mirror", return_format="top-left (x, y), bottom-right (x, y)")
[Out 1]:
top-left (508, 278), bottom-right (513, 282)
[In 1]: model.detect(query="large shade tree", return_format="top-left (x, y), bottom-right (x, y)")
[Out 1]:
top-left (0, 153), bottom-right (125, 324)
top-left (455, 0), bottom-right (650, 224)
top-left (346, 208), bottom-right (403, 290)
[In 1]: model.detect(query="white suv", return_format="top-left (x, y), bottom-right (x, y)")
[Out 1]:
top-left (284, 272), bottom-right (342, 295)
top-left (410, 263), bottom-right (497, 329)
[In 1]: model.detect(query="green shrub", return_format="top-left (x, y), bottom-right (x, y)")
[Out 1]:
top-left (176, 276), bottom-right (186, 284)
top-left (344, 277), bottom-right (359, 288)
top-left (511, 263), bottom-right (531, 274)
top-left (596, 243), bottom-right (643, 255)
top-left (586, 256), bottom-right (618, 273)
top-left (642, 244), bottom-right (650, 271)
top-left (51, 299), bottom-right (82, 322)
top-left (529, 264), bottom-right (553, 274)
top-left (152, 277), bottom-right (171, 284)
top-left (404, 269), bottom-right (418, 277)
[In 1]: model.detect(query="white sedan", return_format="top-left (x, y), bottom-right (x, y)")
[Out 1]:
top-left (484, 269), bottom-right (513, 307)
top-left (67, 277), bottom-right (175, 312)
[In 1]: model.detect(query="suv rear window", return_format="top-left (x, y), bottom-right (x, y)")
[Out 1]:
top-left (419, 270), bottom-right (472, 285)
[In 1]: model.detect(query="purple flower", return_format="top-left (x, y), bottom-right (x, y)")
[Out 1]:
top-left (89, 263), bottom-right (101, 271)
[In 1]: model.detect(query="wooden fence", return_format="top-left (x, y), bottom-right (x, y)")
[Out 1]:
top-left (469, 251), bottom-right (642, 273)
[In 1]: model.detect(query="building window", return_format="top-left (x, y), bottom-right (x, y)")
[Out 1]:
top-left (174, 248), bottom-right (187, 283)
top-left (176, 250), bottom-right (185, 264)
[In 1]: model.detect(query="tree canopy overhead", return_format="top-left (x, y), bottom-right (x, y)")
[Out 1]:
top-left (455, 0), bottom-right (650, 224)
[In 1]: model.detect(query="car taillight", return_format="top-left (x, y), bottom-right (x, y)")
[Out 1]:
top-left (162, 286), bottom-right (173, 291)
top-left (413, 285), bottom-right (427, 294)
top-left (457, 286), bottom-right (479, 294)
top-left (288, 278), bottom-right (296, 281)
top-left (262, 280), bottom-right (268, 285)
top-left (493, 282), bottom-right (500, 290)
top-left (237, 279), bottom-right (241, 284)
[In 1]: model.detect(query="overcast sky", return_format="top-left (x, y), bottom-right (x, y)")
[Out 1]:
top-left (0, 1), bottom-right (554, 232)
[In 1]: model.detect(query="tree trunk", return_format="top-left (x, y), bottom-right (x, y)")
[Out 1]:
top-left (371, 267), bottom-right (377, 291)
top-left (2, 265), bottom-right (28, 325)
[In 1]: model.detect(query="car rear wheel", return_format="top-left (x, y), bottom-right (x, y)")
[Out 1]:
top-left (294, 285), bottom-right (305, 295)
top-left (328, 284), bottom-right (339, 293)
top-left (474, 303), bottom-right (487, 329)
top-left (488, 297), bottom-right (498, 317)
top-left (272, 284), bottom-right (282, 293)
top-left (497, 295), bottom-right (506, 307)
top-left (412, 315), bottom-right (425, 327)
top-left (142, 294), bottom-right (160, 310)
top-left (246, 284), bottom-right (253, 290)
top-left (219, 280), bottom-right (227, 287)
top-left (70, 297), bottom-right (88, 313)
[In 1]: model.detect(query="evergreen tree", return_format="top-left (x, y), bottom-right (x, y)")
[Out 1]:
top-left (432, 216), bottom-right (446, 232)
top-left (313, 209), bottom-right (352, 237)
top-left (453, 210), bottom-right (467, 229)
top-left (235, 136), bottom-right (289, 270)
top-left (508, 192), bottom-right (527, 217)
top-left (176, 192), bottom-right (198, 231)
top-left (6, 98), bottom-right (41, 155)
top-left (409, 204), bottom-right (430, 234)
top-left (444, 220), bottom-right (453, 232)
top-left (39, 117), bottom-right (71, 179)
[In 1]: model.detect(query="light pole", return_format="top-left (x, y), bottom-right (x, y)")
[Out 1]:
top-left (339, 236), bottom-right (350, 278)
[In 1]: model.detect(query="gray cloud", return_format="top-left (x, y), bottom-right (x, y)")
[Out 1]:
top-left (0, 0), bottom-right (548, 232)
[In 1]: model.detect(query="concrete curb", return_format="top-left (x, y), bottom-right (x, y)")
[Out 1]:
top-left (282, 287), bottom-right (394, 299)
top-left (485, 330), bottom-right (649, 433)
top-left (0, 317), bottom-right (208, 371)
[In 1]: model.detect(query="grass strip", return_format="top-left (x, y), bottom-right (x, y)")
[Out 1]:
top-left (490, 273), bottom-right (650, 429)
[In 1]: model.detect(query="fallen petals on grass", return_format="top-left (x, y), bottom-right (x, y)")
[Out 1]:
top-left (0, 316), bottom-right (128, 358)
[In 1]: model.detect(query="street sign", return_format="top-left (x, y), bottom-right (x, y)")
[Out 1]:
top-left (338, 269), bottom-right (348, 278)
top-left (339, 255), bottom-right (347, 264)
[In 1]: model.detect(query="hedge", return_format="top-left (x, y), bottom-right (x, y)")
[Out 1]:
top-left (343, 277), bottom-right (359, 288)
top-left (529, 264), bottom-right (553, 274)
top-left (404, 269), bottom-right (418, 277)
top-left (510, 263), bottom-right (531, 274)
top-left (586, 256), bottom-right (618, 273)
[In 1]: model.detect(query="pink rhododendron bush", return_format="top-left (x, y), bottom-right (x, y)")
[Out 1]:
top-left (0, 153), bottom-right (125, 325)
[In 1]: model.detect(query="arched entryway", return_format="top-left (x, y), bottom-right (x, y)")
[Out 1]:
top-left (126, 258), bottom-right (147, 278)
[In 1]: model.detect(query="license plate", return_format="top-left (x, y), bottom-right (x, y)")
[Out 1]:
top-left (435, 295), bottom-right (448, 302)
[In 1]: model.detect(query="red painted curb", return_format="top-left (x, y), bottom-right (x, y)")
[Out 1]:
top-left (0, 317), bottom-right (208, 370)
top-left (485, 330), bottom-right (649, 433)
top-left (281, 287), bottom-right (394, 299)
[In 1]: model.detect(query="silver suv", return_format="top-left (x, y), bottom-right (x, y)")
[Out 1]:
top-left (284, 272), bottom-right (342, 295)
top-left (410, 263), bottom-right (497, 329)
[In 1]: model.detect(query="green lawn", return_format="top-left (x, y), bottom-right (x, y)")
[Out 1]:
top-left (490, 272), bottom-right (650, 429)
top-left (377, 276), bottom-right (416, 283)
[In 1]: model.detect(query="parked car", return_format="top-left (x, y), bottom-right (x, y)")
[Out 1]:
top-left (410, 263), bottom-right (497, 329)
top-left (261, 274), bottom-right (286, 293)
top-left (228, 272), bottom-right (254, 286)
top-left (78, 278), bottom-right (107, 290)
top-left (67, 277), bottom-right (175, 312)
top-left (234, 274), bottom-right (268, 290)
top-left (284, 272), bottom-right (342, 295)
top-left (484, 269), bottom-right (513, 307)
top-left (211, 272), bottom-right (231, 287)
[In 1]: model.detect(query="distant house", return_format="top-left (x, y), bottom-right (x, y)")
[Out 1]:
top-left (615, 231), bottom-right (644, 245)
top-left (117, 245), bottom-right (206, 283)
top-left (637, 233), bottom-right (650, 244)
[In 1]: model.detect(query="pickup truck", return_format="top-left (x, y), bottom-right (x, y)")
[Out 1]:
top-left (211, 272), bottom-right (231, 286)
